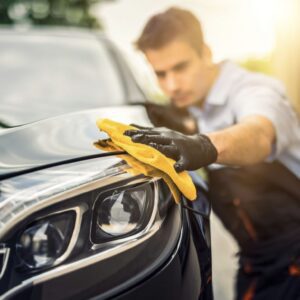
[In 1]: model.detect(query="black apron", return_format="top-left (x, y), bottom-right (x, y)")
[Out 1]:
top-left (207, 161), bottom-right (300, 300)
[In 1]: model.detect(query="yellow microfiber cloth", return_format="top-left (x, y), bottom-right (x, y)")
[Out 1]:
top-left (95, 119), bottom-right (197, 202)
top-left (95, 139), bottom-right (181, 203)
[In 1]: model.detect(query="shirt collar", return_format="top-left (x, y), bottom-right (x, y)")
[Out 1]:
top-left (204, 60), bottom-right (237, 106)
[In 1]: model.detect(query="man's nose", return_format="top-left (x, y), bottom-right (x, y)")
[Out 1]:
top-left (164, 73), bottom-right (179, 94)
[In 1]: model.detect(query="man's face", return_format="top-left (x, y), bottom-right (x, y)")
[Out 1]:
top-left (145, 39), bottom-right (213, 108)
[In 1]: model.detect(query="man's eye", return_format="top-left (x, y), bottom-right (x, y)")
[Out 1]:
top-left (174, 63), bottom-right (188, 72)
top-left (156, 72), bottom-right (165, 78)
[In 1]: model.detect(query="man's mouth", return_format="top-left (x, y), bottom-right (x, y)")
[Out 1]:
top-left (173, 93), bottom-right (191, 104)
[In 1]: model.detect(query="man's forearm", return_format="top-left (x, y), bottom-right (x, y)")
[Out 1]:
top-left (207, 115), bottom-right (276, 166)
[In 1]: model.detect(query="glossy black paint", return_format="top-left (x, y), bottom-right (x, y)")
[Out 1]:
top-left (110, 211), bottom-right (204, 300)
top-left (0, 106), bottom-right (151, 179)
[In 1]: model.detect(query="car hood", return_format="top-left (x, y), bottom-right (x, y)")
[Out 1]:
top-left (0, 105), bottom-right (151, 179)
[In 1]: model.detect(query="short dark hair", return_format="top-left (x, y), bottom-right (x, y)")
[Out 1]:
top-left (135, 7), bottom-right (204, 55)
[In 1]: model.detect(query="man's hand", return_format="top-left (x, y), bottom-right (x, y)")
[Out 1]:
top-left (124, 127), bottom-right (218, 172)
top-left (144, 102), bottom-right (198, 135)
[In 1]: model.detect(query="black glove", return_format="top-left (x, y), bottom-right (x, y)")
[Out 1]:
top-left (142, 102), bottom-right (198, 135)
top-left (124, 127), bottom-right (218, 172)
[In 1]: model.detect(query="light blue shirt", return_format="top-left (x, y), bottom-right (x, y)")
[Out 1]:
top-left (189, 61), bottom-right (300, 178)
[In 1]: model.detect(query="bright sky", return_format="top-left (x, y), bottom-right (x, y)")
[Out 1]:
top-left (95, 0), bottom-right (278, 61)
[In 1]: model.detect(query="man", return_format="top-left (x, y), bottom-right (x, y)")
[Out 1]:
top-left (125, 7), bottom-right (300, 300)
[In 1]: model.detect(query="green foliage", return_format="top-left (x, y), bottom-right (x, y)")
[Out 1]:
top-left (146, 90), bottom-right (169, 104)
top-left (239, 57), bottom-right (274, 75)
top-left (0, 0), bottom-right (114, 29)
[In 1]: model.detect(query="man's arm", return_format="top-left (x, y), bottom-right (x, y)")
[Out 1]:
top-left (124, 115), bottom-right (276, 172)
top-left (208, 115), bottom-right (276, 166)
top-left (143, 102), bottom-right (198, 134)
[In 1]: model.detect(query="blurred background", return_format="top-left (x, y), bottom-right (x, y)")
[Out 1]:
top-left (0, 1), bottom-right (299, 299)
top-left (96, 0), bottom-right (300, 113)
top-left (1, 0), bottom-right (300, 113)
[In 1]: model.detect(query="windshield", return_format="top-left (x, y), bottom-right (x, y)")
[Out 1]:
top-left (0, 33), bottom-right (125, 126)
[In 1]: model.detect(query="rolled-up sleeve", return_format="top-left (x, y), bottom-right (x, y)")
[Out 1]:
top-left (232, 76), bottom-right (298, 159)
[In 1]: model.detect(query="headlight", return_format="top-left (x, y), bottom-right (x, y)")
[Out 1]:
top-left (92, 182), bottom-right (155, 242)
top-left (0, 155), bottom-right (178, 298)
top-left (16, 211), bottom-right (76, 270)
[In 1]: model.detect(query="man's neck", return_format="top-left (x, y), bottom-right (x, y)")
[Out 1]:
top-left (195, 63), bottom-right (220, 109)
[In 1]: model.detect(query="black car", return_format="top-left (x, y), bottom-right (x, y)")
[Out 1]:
top-left (0, 28), bottom-right (212, 300)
